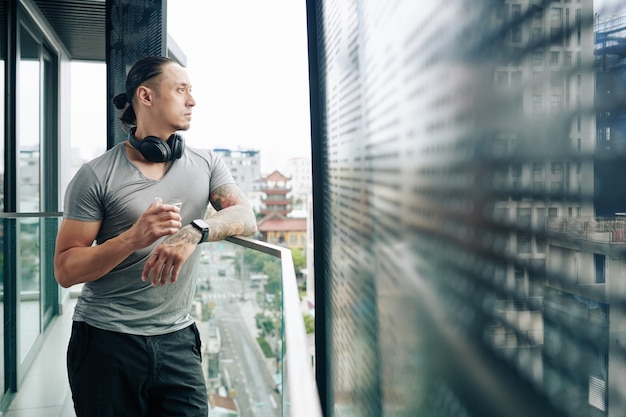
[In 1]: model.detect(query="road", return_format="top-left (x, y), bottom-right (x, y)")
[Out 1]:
top-left (197, 252), bottom-right (282, 417)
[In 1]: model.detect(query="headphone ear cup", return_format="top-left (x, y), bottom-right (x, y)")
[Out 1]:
top-left (168, 133), bottom-right (185, 160)
top-left (127, 128), bottom-right (184, 162)
top-left (140, 136), bottom-right (171, 162)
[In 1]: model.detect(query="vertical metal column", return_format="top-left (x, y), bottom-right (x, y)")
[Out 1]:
top-left (3, 0), bottom-right (19, 403)
top-left (305, 0), bottom-right (330, 415)
top-left (105, 0), bottom-right (167, 148)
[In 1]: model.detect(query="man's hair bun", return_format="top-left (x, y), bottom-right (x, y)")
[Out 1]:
top-left (113, 93), bottom-right (128, 109)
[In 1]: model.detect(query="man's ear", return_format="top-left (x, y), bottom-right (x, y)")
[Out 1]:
top-left (136, 85), bottom-right (153, 106)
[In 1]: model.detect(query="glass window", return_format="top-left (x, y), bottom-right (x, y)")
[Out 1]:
top-left (16, 19), bottom-right (58, 369)
top-left (517, 233), bottom-right (532, 253)
top-left (512, 4), bottom-right (521, 18)
top-left (536, 237), bottom-right (545, 253)
top-left (564, 51), bottom-right (572, 66)
top-left (548, 207), bottom-right (558, 218)
top-left (551, 94), bottom-right (561, 111)
top-left (18, 23), bottom-right (42, 364)
top-left (594, 254), bottom-right (606, 284)
top-left (496, 71), bottom-right (509, 86)
top-left (551, 181), bottom-right (563, 192)
top-left (512, 26), bottom-right (522, 43)
top-left (495, 4), bottom-right (507, 20)
top-left (550, 51), bottom-right (559, 65)
top-left (517, 208), bottom-right (532, 226)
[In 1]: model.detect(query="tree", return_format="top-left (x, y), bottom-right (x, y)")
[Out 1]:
top-left (290, 248), bottom-right (306, 276)
top-left (263, 260), bottom-right (281, 295)
top-left (303, 313), bottom-right (314, 334)
top-left (243, 249), bottom-right (268, 272)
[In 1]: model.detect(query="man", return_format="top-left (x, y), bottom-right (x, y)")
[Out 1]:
top-left (54, 55), bottom-right (257, 416)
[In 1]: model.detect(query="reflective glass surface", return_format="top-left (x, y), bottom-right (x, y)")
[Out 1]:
top-left (308, 1), bottom-right (626, 416)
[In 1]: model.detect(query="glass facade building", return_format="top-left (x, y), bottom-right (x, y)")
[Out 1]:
top-left (307, 1), bottom-right (626, 417)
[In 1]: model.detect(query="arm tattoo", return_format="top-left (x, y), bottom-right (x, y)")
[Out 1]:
top-left (208, 183), bottom-right (258, 239)
top-left (209, 184), bottom-right (233, 211)
top-left (164, 225), bottom-right (201, 245)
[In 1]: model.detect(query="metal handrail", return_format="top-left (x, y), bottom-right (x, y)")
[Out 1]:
top-left (0, 211), bottom-right (63, 218)
top-left (227, 236), bottom-right (323, 417)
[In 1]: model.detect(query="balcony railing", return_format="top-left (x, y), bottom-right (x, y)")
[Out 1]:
top-left (205, 237), bottom-right (322, 417)
top-left (547, 216), bottom-right (626, 243)
top-left (0, 211), bottom-right (322, 417)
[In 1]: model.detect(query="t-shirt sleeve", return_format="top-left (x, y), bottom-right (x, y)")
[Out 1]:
top-left (208, 151), bottom-right (236, 191)
top-left (63, 164), bottom-right (105, 222)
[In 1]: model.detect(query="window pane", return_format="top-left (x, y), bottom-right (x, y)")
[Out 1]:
top-left (18, 23), bottom-right (41, 363)
top-left (310, 1), bottom-right (621, 416)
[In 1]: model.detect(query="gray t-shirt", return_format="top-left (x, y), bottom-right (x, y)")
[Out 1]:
top-left (63, 142), bottom-right (234, 336)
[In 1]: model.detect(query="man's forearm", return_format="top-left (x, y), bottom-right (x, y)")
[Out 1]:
top-left (205, 205), bottom-right (258, 241)
top-left (54, 231), bottom-right (137, 288)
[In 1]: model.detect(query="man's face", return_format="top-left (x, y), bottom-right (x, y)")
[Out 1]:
top-left (152, 62), bottom-right (195, 132)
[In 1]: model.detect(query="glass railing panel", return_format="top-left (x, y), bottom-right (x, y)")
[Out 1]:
top-left (2, 212), bottom-right (316, 416)
top-left (197, 239), bottom-right (284, 417)
top-left (18, 215), bottom-right (41, 363)
top-left (0, 213), bottom-right (61, 385)
top-left (226, 236), bottom-right (322, 417)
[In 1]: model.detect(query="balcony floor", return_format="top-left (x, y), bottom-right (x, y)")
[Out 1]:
top-left (6, 297), bottom-right (77, 417)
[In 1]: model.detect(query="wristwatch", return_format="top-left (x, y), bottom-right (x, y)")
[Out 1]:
top-left (191, 219), bottom-right (210, 244)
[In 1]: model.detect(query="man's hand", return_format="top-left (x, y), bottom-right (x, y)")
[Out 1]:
top-left (125, 199), bottom-right (182, 249)
top-left (141, 224), bottom-right (201, 286)
top-left (54, 199), bottom-right (183, 288)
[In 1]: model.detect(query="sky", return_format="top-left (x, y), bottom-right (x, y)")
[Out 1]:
top-left (165, 1), bottom-right (312, 173)
top-left (71, 0), bottom-right (626, 172)
top-left (71, 0), bottom-right (312, 175)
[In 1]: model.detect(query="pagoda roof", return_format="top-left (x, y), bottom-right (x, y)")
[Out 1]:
top-left (258, 213), bottom-right (307, 232)
top-left (262, 170), bottom-right (291, 182)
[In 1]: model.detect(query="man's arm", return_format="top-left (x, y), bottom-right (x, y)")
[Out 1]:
top-left (54, 219), bottom-right (134, 288)
top-left (204, 182), bottom-right (258, 240)
top-left (54, 201), bottom-right (182, 288)
top-left (142, 183), bottom-right (258, 286)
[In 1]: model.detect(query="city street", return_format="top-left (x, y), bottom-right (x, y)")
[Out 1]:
top-left (197, 251), bottom-right (282, 417)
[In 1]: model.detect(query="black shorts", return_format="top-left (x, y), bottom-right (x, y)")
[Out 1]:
top-left (67, 321), bottom-right (208, 417)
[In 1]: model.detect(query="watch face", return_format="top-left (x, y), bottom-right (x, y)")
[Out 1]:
top-left (192, 219), bottom-right (209, 244)
top-left (193, 219), bottom-right (209, 230)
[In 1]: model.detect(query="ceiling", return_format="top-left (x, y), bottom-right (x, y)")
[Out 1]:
top-left (33, 0), bottom-right (106, 61)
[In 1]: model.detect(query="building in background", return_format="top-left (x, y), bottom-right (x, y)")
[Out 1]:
top-left (533, 10), bottom-right (626, 415)
top-left (486, 1), bottom-right (598, 413)
top-left (258, 215), bottom-right (307, 251)
top-left (284, 156), bottom-right (312, 213)
top-left (213, 148), bottom-right (265, 213)
top-left (594, 12), bottom-right (626, 215)
top-left (213, 148), bottom-right (262, 195)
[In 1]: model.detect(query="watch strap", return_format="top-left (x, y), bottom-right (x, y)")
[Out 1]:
top-left (191, 219), bottom-right (209, 244)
